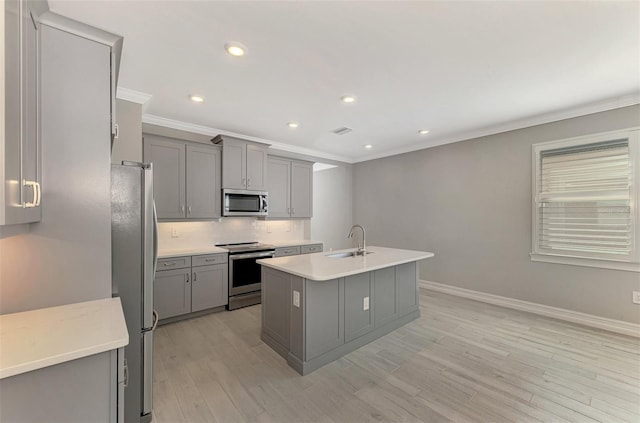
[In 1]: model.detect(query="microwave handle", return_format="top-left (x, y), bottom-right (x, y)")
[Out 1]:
top-left (261, 195), bottom-right (268, 212)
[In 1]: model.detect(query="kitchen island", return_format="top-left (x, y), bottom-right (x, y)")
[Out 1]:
top-left (257, 246), bottom-right (434, 375)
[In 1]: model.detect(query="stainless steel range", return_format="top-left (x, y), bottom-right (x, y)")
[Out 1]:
top-left (216, 242), bottom-right (275, 310)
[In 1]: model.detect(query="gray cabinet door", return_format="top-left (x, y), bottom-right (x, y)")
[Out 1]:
top-left (373, 267), bottom-right (397, 327)
top-left (154, 269), bottom-right (191, 319)
top-left (1, 0), bottom-right (41, 225)
top-left (191, 263), bottom-right (228, 312)
top-left (344, 273), bottom-right (373, 342)
top-left (246, 144), bottom-right (267, 191)
top-left (290, 161), bottom-right (313, 218)
top-left (261, 268), bottom-right (291, 349)
top-left (143, 136), bottom-right (185, 219)
top-left (267, 157), bottom-right (291, 218)
top-left (186, 145), bottom-right (220, 219)
top-left (396, 262), bottom-right (419, 316)
top-left (305, 278), bottom-right (344, 360)
top-left (221, 139), bottom-right (246, 189)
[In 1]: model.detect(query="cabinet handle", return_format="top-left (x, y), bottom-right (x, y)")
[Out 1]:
top-left (193, 272), bottom-right (197, 282)
top-left (291, 207), bottom-right (294, 215)
top-left (186, 272), bottom-right (190, 283)
top-left (163, 261), bottom-right (176, 266)
top-left (247, 178), bottom-right (251, 187)
top-left (188, 205), bottom-right (192, 215)
top-left (114, 124), bottom-right (120, 139)
top-left (181, 205), bottom-right (185, 214)
top-left (242, 178), bottom-right (246, 187)
top-left (23, 180), bottom-right (40, 207)
top-left (205, 258), bottom-right (216, 262)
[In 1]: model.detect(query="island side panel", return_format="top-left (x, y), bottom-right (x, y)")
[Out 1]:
top-left (372, 266), bottom-right (397, 327)
top-left (344, 272), bottom-right (374, 343)
top-left (397, 262), bottom-right (419, 316)
top-left (289, 275), bottom-right (304, 364)
top-left (261, 267), bottom-right (291, 358)
top-left (304, 277), bottom-right (345, 361)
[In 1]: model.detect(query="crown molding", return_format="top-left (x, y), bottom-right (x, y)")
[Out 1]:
top-left (141, 114), bottom-right (354, 163)
top-left (354, 92), bottom-right (640, 163)
top-left (116, 87), bottom-right (153, 108)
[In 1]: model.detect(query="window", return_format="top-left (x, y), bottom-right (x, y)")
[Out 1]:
top-left (531, 128), bottom-right (640, 272)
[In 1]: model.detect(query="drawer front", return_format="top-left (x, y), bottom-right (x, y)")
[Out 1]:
top-left (192, 253), bottom-right (228, 267)
top-left (301, 244), bottom-right (323, 254)
top-left (157, 256), bottom-right (191, 270)
top-left (274, 246), bottom-right (301, 257)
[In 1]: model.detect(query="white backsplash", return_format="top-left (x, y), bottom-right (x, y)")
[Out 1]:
top-left (158, 218), bottom-right (310, 250)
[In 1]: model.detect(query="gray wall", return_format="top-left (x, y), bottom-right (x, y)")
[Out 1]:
top-left (111, 99), bottom-right (142, 164)
top-left (353, 105), bottom-right (640, 324)
top-left (312, 164), bottom-right (354, 251)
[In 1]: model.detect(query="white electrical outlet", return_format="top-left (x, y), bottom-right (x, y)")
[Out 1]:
top-left (293, 290), bottom-right (300, 308)
top-left (363, 296), bottom-right (369, 311)
top-left (171, 227), bottom-right (178, 238)
top-left (633, 291), bottom-right (640, 305)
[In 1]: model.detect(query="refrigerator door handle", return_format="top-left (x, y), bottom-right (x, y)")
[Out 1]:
top-left (152, 309), bottom-right (159, 331)
top-left (153, 201), bottom-right (158, 275)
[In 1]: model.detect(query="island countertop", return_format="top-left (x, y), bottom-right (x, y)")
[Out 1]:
top-left (257, 246), bottom-right (434, 281)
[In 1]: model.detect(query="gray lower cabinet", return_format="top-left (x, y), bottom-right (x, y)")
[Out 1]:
top-left (154, 254), bottom-right (228, 321)
top-left (0, 349), bottom-right (122, 422)
top-left (267, 157), bottom-right (313, 218)
top-left (192, 263), bottom-right (228, 312)
top-left (143, 134), bottom-right (221, 220)
top-left (154, 267), bottom-right (191, 319)
top-left (261, 261), bottom-right (419, 375)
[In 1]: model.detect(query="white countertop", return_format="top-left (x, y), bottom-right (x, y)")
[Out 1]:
top-left (268, 240), bottom-right (324, 248)
top-left (158, 246), bottom-right (228, 258)
top-left (0, 298), bottom-right (129, 379)
top-left (258, 246), bottom-right (434, 281)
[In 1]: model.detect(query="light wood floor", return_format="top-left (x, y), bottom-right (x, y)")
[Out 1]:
top-left (152, 289), bottom-right (640, 423)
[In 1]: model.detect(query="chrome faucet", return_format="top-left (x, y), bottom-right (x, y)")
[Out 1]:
top-left (348, 224), bottom-right (366, 255)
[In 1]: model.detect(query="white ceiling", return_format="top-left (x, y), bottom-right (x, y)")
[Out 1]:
top-left (49, 1), bottom-right (639, 163)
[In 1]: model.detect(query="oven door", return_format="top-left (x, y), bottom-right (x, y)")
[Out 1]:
top-left (229, 251), bottom-right (275, 296)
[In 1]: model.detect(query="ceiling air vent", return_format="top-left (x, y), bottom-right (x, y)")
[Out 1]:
top-left (332, 127), bottom-right (352, 135)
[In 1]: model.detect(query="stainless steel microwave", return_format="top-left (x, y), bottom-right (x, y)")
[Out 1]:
top-left (223, 189), bottom-right (268, 216)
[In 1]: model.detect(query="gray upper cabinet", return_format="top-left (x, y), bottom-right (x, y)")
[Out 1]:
top-left (267, 157), bottom-right (313, 218)
top-left (144, 136), bottom-right (185, 219)
top-left (213, 135), bottom-right (268, 191)
top-left (1, 0), bottom-right (41, 226)
top-left (144, 134), bottom-right (221, 220)
top-left (186, 145), bottom-right (221, 219)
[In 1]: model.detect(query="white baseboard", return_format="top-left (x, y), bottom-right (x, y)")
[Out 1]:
top-left (419, 280), bottom-right (640, 338)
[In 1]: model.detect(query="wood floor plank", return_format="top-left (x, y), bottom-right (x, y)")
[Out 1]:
top-left (152, 289), bottom-right (640, 423)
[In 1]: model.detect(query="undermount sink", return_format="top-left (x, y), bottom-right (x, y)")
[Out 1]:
top-left (326, 251), bottom-right (373, 259)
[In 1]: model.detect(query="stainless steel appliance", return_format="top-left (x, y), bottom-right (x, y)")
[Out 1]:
top-left (223, 189), bottom-right (268, 216)
top-left (111, 162), bottom-right (158, 423)
top-left (216, 242), bottom-right (275, 310)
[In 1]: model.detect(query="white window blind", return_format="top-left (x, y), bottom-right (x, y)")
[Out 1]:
top-left (532, 129), bottom-right (639, 271)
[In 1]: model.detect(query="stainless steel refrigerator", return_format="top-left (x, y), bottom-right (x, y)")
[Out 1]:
top-left (111, 162), bottom-right (158, 423)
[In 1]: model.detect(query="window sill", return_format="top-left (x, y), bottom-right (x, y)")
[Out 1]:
top-left (530, 253), bottom-right (640, 273)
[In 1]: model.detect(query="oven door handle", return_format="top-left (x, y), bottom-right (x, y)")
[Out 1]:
top-left (230, 251), bottom-right (275, 260)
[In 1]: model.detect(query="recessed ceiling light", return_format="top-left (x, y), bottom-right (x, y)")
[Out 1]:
top-left (225, 42), bottom-right (247, 57)
top-left (341, 95), bottom-right (356, 104)
top-left (418, 129), bottom-right (430, 135)
top-left (287, 122), bottom-right (299, 128)
top-left (364, 144), bottom-right (373, 149)
top-left (190, 95), bottom-right (204, 103)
